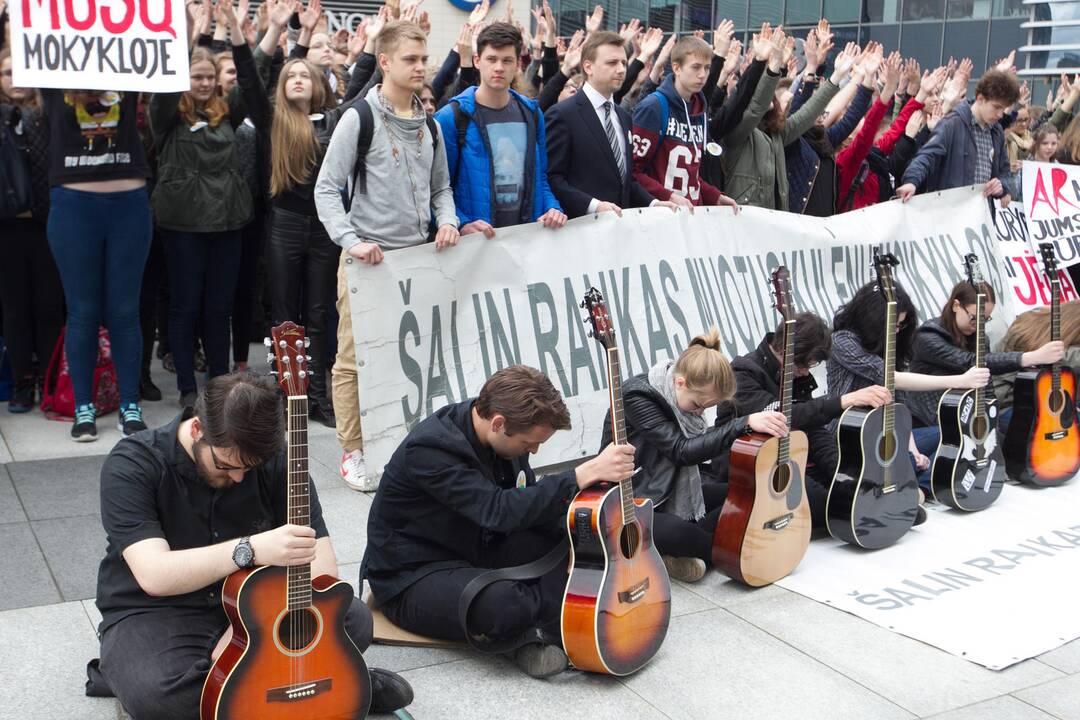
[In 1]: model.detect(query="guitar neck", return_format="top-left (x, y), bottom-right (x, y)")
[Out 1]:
top-left (777, 318), bottom-right (794, 463)
top-left (607, 348), bottom-right (636, 526)
top-left (883, 301), bottom-right (896, 427)
top-left (1051, 275), bottom-right (1062, 391)
top-left (974, 293), bottom-right (988, 418)
top-left (286, 395), bottom-right (312, 610)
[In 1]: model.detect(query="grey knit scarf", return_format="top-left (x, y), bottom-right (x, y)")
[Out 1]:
top-left (648, 360), bottom-right (706, 521)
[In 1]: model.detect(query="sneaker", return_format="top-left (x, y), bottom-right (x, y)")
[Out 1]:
top-left (512, 643), bottom-right (569, 678)
top-left (179, 391), bottom-right (198, 409)
top-left (341, 449), bottom-right (376, 492)
top-left (309, 399), bottom-right (337, 428)
top-left (7, 377), bottom-right (35, 413)
top-left (71, 404), bottom-right (98, 442)
top-left (368, 667), bottom-right (414, 714)
top-left (662, 555), bottom-right (707, 583)
top-left (162, 353), bottom-right (176, 374)
top-left (117, 403), bottom-right (148, 436)
top-left (140, 372), bottom-right (162, 402)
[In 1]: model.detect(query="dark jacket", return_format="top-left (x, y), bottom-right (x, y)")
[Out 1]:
top-left (362, 400), bottom-right (578, 603)
top-left (0, 103), bottom-right (49, 221)
top-left (907, 318), bottom-right (1023, 427)
top-left (602, 373), bottom-right (748, 506)
top-left (545, 88), bottom-right (656, 218)
top-left (901, 101), bottom-right (1009, 196)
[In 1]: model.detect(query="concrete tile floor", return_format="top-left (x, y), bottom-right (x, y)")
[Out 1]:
top-left (3, 350), bottom-right (1080, 719)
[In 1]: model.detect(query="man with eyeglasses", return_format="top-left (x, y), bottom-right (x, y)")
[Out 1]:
top-left (713, 312), bottom-right (892, 529)
top-left (86, 373), bottom-right (414, 719)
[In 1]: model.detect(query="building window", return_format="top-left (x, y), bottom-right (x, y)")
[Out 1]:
top-left (903, 0), bottom-right (946, 21)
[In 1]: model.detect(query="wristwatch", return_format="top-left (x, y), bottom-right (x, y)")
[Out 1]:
top-left (232, 537), bottom-right (255, 569)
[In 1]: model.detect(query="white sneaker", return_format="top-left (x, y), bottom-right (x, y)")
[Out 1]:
top-left (341, 449), bottom-right (377, 492)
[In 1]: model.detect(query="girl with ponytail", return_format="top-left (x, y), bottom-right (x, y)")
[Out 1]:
top-left (603, 327), bottom-right (787, 583)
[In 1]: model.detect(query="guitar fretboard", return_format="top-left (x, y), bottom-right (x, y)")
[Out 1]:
top-left (777, 318), bottom-right (794, 465)
top-left (974, 293), bottom-right (988, 419)
top-left (286, 395), bottom-right (311, 611)
top-left (1051, 274), bottom-right (1062, 393)
top-left (882, 300), bottom-right (897, 493)
top-left (607, 348), bottom-right (637, 526)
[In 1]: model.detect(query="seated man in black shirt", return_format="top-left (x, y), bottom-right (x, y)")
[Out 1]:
top-left (363, 365), bottom-right (634, 678)
top-left (715, 313), bottom-right (891, 528)
top-left (88, 373), bottom-right (412, 719)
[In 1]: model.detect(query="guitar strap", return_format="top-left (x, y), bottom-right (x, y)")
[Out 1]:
top-left (456, 539), bottom-right (569, 655)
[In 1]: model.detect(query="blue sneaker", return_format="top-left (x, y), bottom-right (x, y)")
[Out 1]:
top-left (117, 403), bottom-right (147, 437)
top-left (71, 404), bottom-right (98, 442)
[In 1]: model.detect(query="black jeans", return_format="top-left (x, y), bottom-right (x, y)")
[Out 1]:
top-left (267, 206), bottom-right (338, 402)
top-left (138, 231), bottom-right (166, 374)
top-left (97, 600), bottom-right (373, 720)
top-left (0, 218), bottom-right (64, 382)
top-left (380, 528), bottom-right (567, 646)
top-left (232, 208), bottom-right (266, 365)
top-left (652, 480), bottom-right (729, 564)
top-left (163, 229), bottom-right (242, 394)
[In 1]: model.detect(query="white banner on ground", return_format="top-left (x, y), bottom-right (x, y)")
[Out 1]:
top-left (346, 187), bottom-right (1016, 477)
top-left (992, 199), bottom-right (1080, 309)
top-left (8, 0), bottom-right (190, 93)
top-left (777, 478), bottom-right (1080, 670)
top-left (1021, 160), bottom-right (1080, 270)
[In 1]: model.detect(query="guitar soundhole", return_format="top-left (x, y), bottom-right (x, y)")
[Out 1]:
top-left (619, 522), bottom-right (641, 560)
top-left (772, 462), bottom-right (791, 494)
top-left (971, 415), bottom-right (990, 442)
top-left (278, 609), bottom-right (319, 652)
top-left (1049, 389), bottom-right (1066, 414)
top-left (877, 432), bottom-right (897, 466)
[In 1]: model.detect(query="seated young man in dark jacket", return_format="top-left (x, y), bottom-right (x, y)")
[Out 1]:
top-left (714, 313), bottom-right (891, 528)
top-left (362, 365), bottom-right (634, 679)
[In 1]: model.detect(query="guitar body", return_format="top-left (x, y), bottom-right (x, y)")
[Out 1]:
top-left (1005, 367), bottom-right (1080, 486)
top-left (561, 485), bottom-right (671, 676)
top-left (826, 403), bottom-right (920, 549)
top-left (931, 389), bottom-right (1006, 511)
top-left (200, 566), bottom-right (371, 720)
top-left (713, 431), bottom-right (811, 586)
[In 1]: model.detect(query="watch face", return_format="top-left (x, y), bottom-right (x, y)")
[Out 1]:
top-left (233, 542), bottom-right (254, 568)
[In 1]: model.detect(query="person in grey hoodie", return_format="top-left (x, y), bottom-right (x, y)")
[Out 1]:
top-left (315, 20), bottom-right (459, 494)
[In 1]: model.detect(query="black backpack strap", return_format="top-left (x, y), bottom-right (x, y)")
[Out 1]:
top-left (450, 100), bottom-right (470, 185)
top-left (347, 99), bottom-right (375, 211)
top-left (425, 113), bottom-right (439, 152)
top-left (841, 161), bottom-right (870, 213)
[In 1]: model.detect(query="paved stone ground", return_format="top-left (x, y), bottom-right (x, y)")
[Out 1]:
top-left (3, 350), bottom-right (1079, 719)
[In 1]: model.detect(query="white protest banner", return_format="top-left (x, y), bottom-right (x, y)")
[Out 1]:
top-left (1021, 160), bottom-right (1080, 269)
top-left (346, 188), bottom-right (1017, 477)
top-left (992, 198), bottom-right (1079, 309)
top-left (8, 0), bottom-right (190, 93)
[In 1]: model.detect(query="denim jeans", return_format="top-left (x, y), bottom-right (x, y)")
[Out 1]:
top-left (911, 425), bottom-right (940, 491)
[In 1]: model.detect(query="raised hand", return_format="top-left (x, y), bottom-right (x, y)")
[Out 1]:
top-left (904, 58), bottom-right (921, 95)
top-left (919, 65), bottom-right (948, 99)
top-left (713, 18), bottom-right (734, 57)
top-left (638, 27), bottom-right (664, 61)
top-left (367, 4), bottom-right (389, 40)
top-left (561, 29), bottom-right (585, 72)
top-left (347, 19), bottom-right (368, 61)
top-left (469, 0), bottom-right (490, 24)
top-left (619, 18), bottom-right (642, 43)
top-left (752, 22), bottom-right (774, 62)
top-left (781, 35), bottom-right (796, 67)
top-left (881, 51), bottom-right (902, 99)
top-left (266, 0), bottom-right (294, 29)
top-left (995, 49), bottom-right (1016, 74)
top-left (585, 3), bottom-right (604, 33)
top-left (542, 0), bottom-right (557, 47)
top-left (905, 109), bottom-right (926, 138)
top-left (298, 0), bottom-right (321, 32)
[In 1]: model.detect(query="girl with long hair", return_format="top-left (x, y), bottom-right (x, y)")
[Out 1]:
top-left (0, 49), bottom-right (63, 415)
top-left (908, 280), bottom-right (1063, 431)
top-left (609, 328), bottom-right (787, 583)
top-left (150, 1), bottom-right (263, 409)
top-left (1032, 123), bottom-right (1060, 163)
top-left (828, 279), bottom-right (989, 492)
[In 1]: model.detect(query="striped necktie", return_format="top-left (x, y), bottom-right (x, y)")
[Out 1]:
top-left (603, 101), bottom-right (626, 179)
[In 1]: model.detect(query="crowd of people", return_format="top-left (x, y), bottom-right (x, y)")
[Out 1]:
top-left (1, 0), bottom-right (1078, 473)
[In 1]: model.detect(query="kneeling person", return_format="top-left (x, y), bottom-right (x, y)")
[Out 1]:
top-left (89, 374), bottom-right (412, 719)
top-left (362, 365), bottom-right (634, 678)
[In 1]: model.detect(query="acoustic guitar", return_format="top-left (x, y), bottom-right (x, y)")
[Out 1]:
top-left (200, 322), bottom-right (371, 720)
top-left (561, 288), bottom-right (671, 676)
top-left (826, 249), bottom-right (920, 549)
top-left (931, 254), bottom-right (1006, 511)
top-left (712, 266), bottom-right (811, 586)
top-left (1004, 242), bottom-right (1080, 486)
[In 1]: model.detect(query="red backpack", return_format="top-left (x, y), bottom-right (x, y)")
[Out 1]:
top-left (41, 326), bottom-right (120, 419)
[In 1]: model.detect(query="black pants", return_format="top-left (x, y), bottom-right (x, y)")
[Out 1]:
top-left (651, 481), bottom-right (729, 565)
top-left (138, 231), bottom-right (166, 374)
top-left (805, 427), bottom-right (837, 530)
top-left (97, 600), bottom-right (373, 720)
top-left (232, 209), bottom-right (265, 365)
top-left (267, 206), bottom-right (338, 402)
top-left (163, 229), bottom-right (242, 394)
top-left (380, 529), bottom-right (567, 646)
top-left (0, 218), bottom-right (64, 381)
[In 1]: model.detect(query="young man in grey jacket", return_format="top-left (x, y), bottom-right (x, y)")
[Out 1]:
top-left (315, 20), bottom-right (460, 492)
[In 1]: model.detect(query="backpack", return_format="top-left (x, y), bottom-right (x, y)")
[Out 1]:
top-left (41, 326), bottom-right (120, 419)
top-left (0, 114), bottom-right (33, 219)
top-left (345, 99), bottom-right (441, 211)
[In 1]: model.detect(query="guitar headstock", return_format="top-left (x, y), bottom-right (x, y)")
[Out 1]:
top-left (1039, 242), bottom-right (1059, 284)
top-left (964, 253), bottom-right (986, 290)
top-left (771, 266), bottom-right (795, 322)
top-left (267, 321), bottom-right (311, 396)
top-left (581, 288), bottom-right (616, 350)
top-left (873, 247), bottom-right (900, 304)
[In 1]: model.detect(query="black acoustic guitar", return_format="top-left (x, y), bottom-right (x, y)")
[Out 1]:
top-left (931, 254), bottom-right (1006, 511)
top-left (826, 250), bottom-right (920, 549)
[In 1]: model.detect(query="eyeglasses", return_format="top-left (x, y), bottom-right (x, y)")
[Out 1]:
top-left (203, 441), bottom-right (254, 473)
top-left (963, 307), bottom-right (992, 324)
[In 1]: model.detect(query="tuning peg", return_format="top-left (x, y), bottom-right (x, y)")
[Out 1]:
top-left (588, 330), bottom-right (594, 338)
top-left (283, 371), bottom-right (292, 380)
top-left (282, 355), bottom-right (290, 364)
top-left (264, 337), bottom-right (272, 347)
top-left (270, 370), bottom-right (279, 376)
top-left (299, 370), bottom-right (308, 379)
top-left (278, 339), bottom-right (287, 348)
top-left (266, 353), bottom-right (274, 364)
top-left (304, 338), bottom-right (311, 348)
top-left (306, 355), bottom-right (312, 362)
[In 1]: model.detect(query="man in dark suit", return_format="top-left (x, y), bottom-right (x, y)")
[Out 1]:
top-left (545, 32), bottom-right (681, 219)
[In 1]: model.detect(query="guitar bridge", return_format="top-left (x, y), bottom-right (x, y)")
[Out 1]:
top-left (618, 577), bottom-right (650, 604)
top-left (880, 485), bottom-right (897, 495)
top-left (266, 678), bottom-right (332, 703)
top-left (1046, 430), bottom-right (1069, 441)
top-left (763, 513), bottom-right (793, 531)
